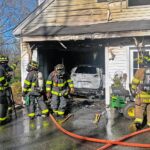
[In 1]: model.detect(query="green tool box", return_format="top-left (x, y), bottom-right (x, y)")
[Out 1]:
top-left (110, 95), bottom-right (126, 108)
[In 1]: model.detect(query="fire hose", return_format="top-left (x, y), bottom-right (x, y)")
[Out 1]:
top-left (49, 114), bottom-right (150, 149)
top-left (96, 128), bottom-right (150, 150)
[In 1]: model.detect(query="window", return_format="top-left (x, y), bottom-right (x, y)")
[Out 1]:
top-left (128, 0), bottom-right (150, 7)
top-left (97, 0), bottom-right (108, 2)
top-left (132, 51), bottom-right (149, 75)
top-left (130, 48), bottom-right (150, 82)
top-left (97, 0), bottom-right (122, 2)
top-left (75, 66), bottom-right (97, 74)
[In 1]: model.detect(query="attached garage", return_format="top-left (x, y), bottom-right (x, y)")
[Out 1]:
top-left (13, 0), bottom-right (150, 106)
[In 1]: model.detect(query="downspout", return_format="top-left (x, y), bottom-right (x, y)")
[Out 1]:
top-left (105, 47), bottom-right (110, 106)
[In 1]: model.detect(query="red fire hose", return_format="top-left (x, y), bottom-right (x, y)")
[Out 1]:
top-left (97, 127), bottom-right (150, 150)
top-left (50, 114), bottom-right (150, 149)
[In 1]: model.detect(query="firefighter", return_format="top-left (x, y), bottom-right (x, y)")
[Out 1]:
top-left (46, 64), bottom-right (74, 118)
top-left (0, 55), bottom-right (9, 125)
top-left (22, 60), bottom-right (49, 119)
top-left (2, 55), bottom-right (18, 118)
top-left (131, 55), bottom-right (150, 129)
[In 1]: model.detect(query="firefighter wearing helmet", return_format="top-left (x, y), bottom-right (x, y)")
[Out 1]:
top-left (131, 54), bottom-right (150, 129)
top-left (22, 61), bottom-right (49, 119)
top-left (1, 55), bottom-right (19, 119)
top-left (0, 55), bottom-right (10, 125)
top-left (46, 64), bottom-right (74, 118)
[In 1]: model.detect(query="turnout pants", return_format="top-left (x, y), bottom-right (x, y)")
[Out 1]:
top-left (0, 94), bottom-right (8, 124)
top-left (51, 95), bottom-right (67, 116)
top-left (134, 91), bottom-right (150, 126)
top-left (27, 95), bottom-right (49, 118)
top-left (6, 87), bottom-right (13, 115)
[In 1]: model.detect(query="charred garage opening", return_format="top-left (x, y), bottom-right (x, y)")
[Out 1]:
top-left (36, 39), bottom-right (105, 79)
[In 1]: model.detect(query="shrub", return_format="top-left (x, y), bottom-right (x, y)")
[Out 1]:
top-left (11, 81), bottom-right (22, 105)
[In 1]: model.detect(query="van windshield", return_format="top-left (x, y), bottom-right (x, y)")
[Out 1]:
top-left (75, 66), bottom-right (97, 74)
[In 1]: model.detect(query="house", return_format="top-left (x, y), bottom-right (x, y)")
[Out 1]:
top-left (13, 0), bottom-right (150, 106)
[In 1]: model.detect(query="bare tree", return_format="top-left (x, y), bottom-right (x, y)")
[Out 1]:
top-left (0, 0), bottom-right (37, 83)
top-left (0, 0), bottom-right (37, 56)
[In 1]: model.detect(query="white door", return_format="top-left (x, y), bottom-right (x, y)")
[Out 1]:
top-left (130, 48), bottom-right (150, 82)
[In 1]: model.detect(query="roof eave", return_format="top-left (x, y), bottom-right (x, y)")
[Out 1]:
top-left (13, 0), bottom-right (55, 36)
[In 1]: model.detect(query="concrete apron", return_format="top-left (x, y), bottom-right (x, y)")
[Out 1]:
top-left (0, 100), bottom-right (149, 150)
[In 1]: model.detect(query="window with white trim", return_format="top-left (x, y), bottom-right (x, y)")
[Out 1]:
top-left (130, 48), bottom-right (150, 81)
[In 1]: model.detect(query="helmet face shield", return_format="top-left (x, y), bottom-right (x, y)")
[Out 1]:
top-left (56, 68), bottom-right (65, 75)
top-left (55, 64), bottom-right (65, 76)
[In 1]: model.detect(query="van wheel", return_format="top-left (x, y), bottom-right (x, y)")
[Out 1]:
top-left (96, 89), bottom-right (105, 100)
top-left (123, 102), bottom-right (135, 119)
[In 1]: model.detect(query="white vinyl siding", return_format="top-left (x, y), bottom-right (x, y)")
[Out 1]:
top-left (105, 46), bottom-right (129, 105)
top-left (108, 46), bottom-right (129, 89)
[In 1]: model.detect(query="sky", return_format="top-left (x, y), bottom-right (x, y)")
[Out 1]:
top-left (0, 0), bottom-right (37, 52)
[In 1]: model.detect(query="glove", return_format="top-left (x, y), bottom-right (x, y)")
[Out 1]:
top-left (46, 92), bottom-right (51, 99)
top-left (70, 88), bottom-right (75, 94)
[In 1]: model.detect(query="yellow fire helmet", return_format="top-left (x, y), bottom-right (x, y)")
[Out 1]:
top-left (0, 55), bottom-right (8, 64)
top-left (27, 60), bottom-right (39, 71)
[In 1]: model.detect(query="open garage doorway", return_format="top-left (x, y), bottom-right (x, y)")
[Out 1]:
top-left (37, 39), bottom-right (105, 81)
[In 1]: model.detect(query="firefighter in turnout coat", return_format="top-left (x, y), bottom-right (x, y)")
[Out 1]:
top-left (131, 55), bottom-right (150, 128)
top-left (22, 61), bottom-right (49, 119)
top-left (0, 55), bottom-right (9, 125)
top-left (46, 64), bottom-right (74, 117)
top-left (2, 55), bottom-right (18, 118)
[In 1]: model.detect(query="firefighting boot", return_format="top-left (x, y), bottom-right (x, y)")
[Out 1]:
top-left (58, 114), bottom-right (65, 119)
top-left (28, 113), bottom-right (35, 120)
top-left (41, 109), bottom-right (49, 118)
top-left (129, 122), bottom-right (142, 132)
top-left (135, 123), bottom-right (142, 130)
top-left (7, 107), bottom-right (12, 121)
top-left (57, 110), bottom-right (65, 119)
top-left (52, 110), bottom-right (58, 118)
